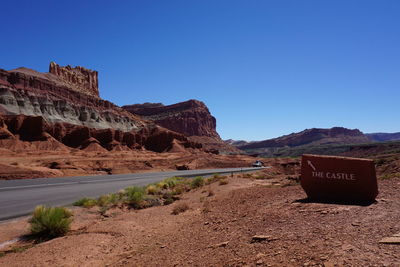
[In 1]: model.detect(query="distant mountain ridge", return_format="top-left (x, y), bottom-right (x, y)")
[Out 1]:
top-left (235, 127), bottom-right (370, 151)
top-left (366, 132), bottom-right (400, 142)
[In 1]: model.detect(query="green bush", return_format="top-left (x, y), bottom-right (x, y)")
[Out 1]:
top-left (146, 184), bottom-right (160, 195)
top-left (125, 186), bottom-right (145, 208)
top-left (107, 193), bottom-right (121, 205)
top-left (191, 176), bottom-right (205, 189)
top-left (172, 183), bottom-right (188, 195)
top-left (97, 195), bottom-right (112, 207)
top-left (73, 197), bottom-right (97, 208)
top-left (124, 186), bottom-right (145, 195)
top-left (29, 206), bottom-right (72, 239)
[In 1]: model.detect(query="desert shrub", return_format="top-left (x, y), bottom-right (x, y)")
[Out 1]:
top-left (164, 198), bottom-right (174, 205)
top-left (127, 191), bottom-right (144, 208)
top-left (108, 193), bottom-right (121, 205)
top-left (141, 196), bottom-right (162, 208)
top-left (97, 195), bottom-right (112, 207)
top-left (124, 186), bottom-right (145, 196)
top-left (73, 197), bottom-right (97, 208)
top-left (99, 206), bottom-right (109, 217)
top-left (164, 177), bottom-right (179, 188)
top-left (146, 184), bottom-right (160, 195)
top-left (125, 186), bottom-right (145, 208)
top-left (206, 174), bottom-right (227, 184)
top-left (171, 203), bottom-right (189, 215)
top-left (171, 183), bottom-right (188, 195)
top-left (156, 181), bottom-right (168, 189)
top-left (219, 179), bottom-right (228, 185)
top-left (191, 176), bottom-right (205, 189)
top-left (29, 206), bottom-right (72, 239)
top-left (162, 191), bottom-right (173, 200)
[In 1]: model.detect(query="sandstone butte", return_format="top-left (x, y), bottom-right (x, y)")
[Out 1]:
top-left (0, 62), bottom-right (238, 153)
top-left (123, 100), bottom-right (240, 153)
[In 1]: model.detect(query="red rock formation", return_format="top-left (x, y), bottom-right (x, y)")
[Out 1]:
top-left (49, 62), bottom-right (99, 98)
top-left (123, 100), bottom-right (241, 153)
top-left (123, 100), bottom-right (220, 139)
top-left (0, 114), bottom-right (201, 153)
top-left (0, 66), bottom-right (145, 132)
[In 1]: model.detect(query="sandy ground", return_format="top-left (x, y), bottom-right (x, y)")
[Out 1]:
top-left (0, 167), bottom-right (399, 266)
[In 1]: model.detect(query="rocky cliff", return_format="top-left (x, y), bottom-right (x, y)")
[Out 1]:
top-left (0, 63), bottom-right (145, 132)
top-left (0, 63), bottom-right (202, 153)
top-left (123, 100), bottom-right (220, 138)
top-left (49, 62), bottom-right (99, 98)
top-left (123, 100), bottom-right (240, 153)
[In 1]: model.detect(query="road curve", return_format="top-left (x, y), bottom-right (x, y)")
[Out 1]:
top-left (0, 167), bottom-right (263, 221)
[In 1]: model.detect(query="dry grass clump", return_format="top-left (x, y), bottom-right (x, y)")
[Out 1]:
top-left (206, 174), bottom-right (228, 184)
top-left (219, 179), bottom-right (228, 185)
top-left (73, 197), bottom-right (97, 208)
top-left (29, 206), bottom-right (73, 240)
top-left (145, 185), bottom-right (159, 195)
top-left (171, 203), bottom-right (189, 215)
top-left (191, 176), bottom-right (205, 189)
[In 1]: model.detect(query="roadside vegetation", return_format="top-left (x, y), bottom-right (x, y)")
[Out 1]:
top-left (73, 175), bottom-right (228, 214)
top-left (1, 174), bottom-right (229, 256)
top-left (29, 205), bottom-right (73, 241)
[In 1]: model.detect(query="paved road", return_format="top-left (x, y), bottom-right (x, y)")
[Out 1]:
top-left (0, 167), bottom-right (263, 221)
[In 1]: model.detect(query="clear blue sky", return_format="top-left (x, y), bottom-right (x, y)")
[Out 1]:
top-left (2, 1), bottom-right (400, 140)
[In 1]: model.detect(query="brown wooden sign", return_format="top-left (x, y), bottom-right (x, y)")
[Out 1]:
top-left (300, 154), bottom-right (378, 202)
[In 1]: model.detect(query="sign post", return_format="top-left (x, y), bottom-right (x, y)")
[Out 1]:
top-left (300, 154), bottom-right (378, 202)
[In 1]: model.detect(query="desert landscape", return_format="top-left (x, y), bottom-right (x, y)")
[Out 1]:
top-left (1, 1), bottom-right (400, 266)
top-left (0, 164), bottom-right (399, 266)
top-left (0, 62), bottom-right (399, 266)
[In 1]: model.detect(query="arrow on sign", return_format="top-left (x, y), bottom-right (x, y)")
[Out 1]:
top-left (307, 160), bottom-right (316, 171)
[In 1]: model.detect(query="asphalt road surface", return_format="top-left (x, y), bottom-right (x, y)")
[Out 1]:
top-left (0, 167), bottom-right (263, 221)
